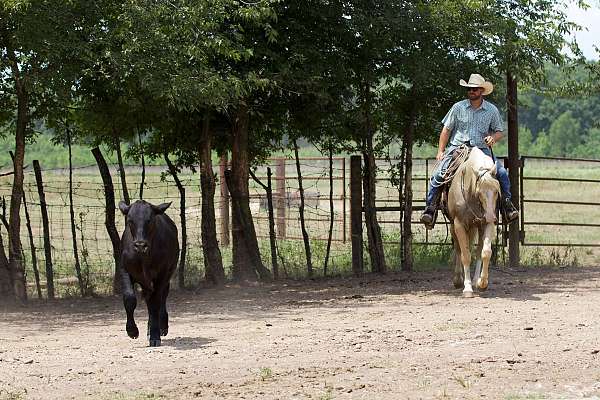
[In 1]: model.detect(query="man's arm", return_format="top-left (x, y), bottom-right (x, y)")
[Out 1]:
top-left (436, 126), bottom-right (451, 160)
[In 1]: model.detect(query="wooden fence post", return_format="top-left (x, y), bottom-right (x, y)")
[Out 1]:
top-left (350, 155), bottom-right (363, 276)
top-left (276, 158), bottom-right (286, 239)
top-left (33, 160), bottom-right (54, 299)
top-left (219, 154), bottom-right (230, 247)
top-left (507, 71), bottom-right (520, 268)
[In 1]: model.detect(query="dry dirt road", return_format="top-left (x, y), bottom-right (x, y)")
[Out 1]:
top-left (2, 267), bottom-right (600, 400)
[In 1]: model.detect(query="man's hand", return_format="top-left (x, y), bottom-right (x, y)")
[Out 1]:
top-left (436, 150), bottom-right (444, 161)
top-left (484, 135), bottom-right (496, 147)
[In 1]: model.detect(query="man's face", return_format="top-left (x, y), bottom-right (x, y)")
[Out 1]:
top-left (467, 87), bottom-right (483, 101)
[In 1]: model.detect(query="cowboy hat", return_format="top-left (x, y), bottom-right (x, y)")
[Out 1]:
top-left (459, 74), bottom-right (493, 96)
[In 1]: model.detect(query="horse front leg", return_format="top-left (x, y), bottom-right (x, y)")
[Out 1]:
top-left (473, 227), bottom-right (484, 290)
top-left (453, 220), bottom-right (473, 298)
top-left (477, 223), bottom-right (495, 291)
top-left (450, 224), bottom-right (463, 289)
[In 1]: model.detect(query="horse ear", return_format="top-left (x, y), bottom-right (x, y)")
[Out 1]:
top-left (153, 202), bottom-right (172, 214)
top-left (491, 163), bottom-right (497, 176)
top-left (118, 201), bottom-right (130, 215)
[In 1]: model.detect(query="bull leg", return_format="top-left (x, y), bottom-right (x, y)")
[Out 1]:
top-left (477, 223), bottom-right (495, 291)
top-left (145, 288), bottom-right (162, 347)
top-left (160, 283), bottom-right (170, 337)
top-left (450, 224), bottom-right (463, 289)
top-left (121, 267), bottom-right (139, 339)
top-left (453, 220), bottom-right (473, 298)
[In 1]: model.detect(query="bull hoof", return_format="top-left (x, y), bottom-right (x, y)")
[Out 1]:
top-left (477, 278), bottom-right (489, 291)
top-left (149, 339), bottom-right (161, 347)
top-left (160, 327), bottom-right (168, 337)
top-left (126, 325), bottom-right (139, 339)
top-left (462, 290), bottom-right (474, 298)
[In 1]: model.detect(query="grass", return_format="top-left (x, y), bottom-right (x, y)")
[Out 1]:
top-left (94, 392), bottom-right (165, 400)
top-left (504, 393), bottom-right (547, 400)
top-left (259, 367), bottom-right (273, 381)
top-left (2, 151), bottom-right (599, 297)
top-left (451, 375), bottom-right (471, 390)
top-left (0, 389), bottom-right (27, 400)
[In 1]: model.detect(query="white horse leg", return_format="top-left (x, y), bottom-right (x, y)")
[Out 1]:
top-left (450, 224), bottom-right (463, 288)
top-left (477, 223), bottom-right (495, 291)
top-left (473, 227), bottom-right (483, 290)
top-left (454, 220), bottom-right (473, 297)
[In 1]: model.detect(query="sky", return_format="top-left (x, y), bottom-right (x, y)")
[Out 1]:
top-left (565, 4), bottom-right (600, 60)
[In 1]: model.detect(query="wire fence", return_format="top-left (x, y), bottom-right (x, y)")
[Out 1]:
top-left (2, 153), bottom-right (598, 298)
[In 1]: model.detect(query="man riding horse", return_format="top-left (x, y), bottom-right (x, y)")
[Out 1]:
top-left (420, 73), bottom-right (519, 228)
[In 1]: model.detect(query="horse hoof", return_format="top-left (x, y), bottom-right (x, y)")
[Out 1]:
top-left (453, 280), bottom-right (464, 289)
top-left (477, 279), bottom-right (488, 291)
top-left (126, 325), bottom-right (139, 339)
top-left (160, 327), bottom-right (168, 337)
top-left (462, 291), bottom-right (474, 298)
top-left (149, 339), bottom-right (161, 347)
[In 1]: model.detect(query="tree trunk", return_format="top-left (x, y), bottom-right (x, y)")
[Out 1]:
top-left (92, 147), bottom-right (121, 294)
top-left (362, 138), bottom-right (386, 273)
top-left (361, 82), bottom-right (386, 274)
top-left (115, 135), bottom-right (130, 205)
top-left (33, 160), bottom-right (54, 299)
top-left (228, 103), bottom-right (271, 282)
top-left (323, 145), bottom-right (335, 276)
top-left (68, 131), bottom-right (85, 296)
top-left (164, 153), bottom-right (188, 289)
top-left (293, 139), bottom-right (313, 277)
top-left (402, 109), bottom-right (416, 272)
top-left (138, 132), bottom-right (146, 200)
top-left (199, 117), bottom-right (226, 285)
top-left (0, 230), bottom-right (11, 297)
top-left (249, 168), bottom-right (278, 280)
top-left (7, 79), bottom-right (28, 302)
top-left (10, 151), bottom-right (41, 298)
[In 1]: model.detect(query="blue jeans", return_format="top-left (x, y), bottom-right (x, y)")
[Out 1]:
top-left (426, 146), bottom-right (512, 206)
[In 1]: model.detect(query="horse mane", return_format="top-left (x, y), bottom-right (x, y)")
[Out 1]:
top-left (448, 147), bottom-right (500, 222)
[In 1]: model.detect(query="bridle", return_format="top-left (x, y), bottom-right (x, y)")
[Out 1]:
top-left (460, 167), bottom-right (497, 224)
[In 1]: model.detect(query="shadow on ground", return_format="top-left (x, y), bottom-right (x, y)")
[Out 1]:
top-left (2, 266), bottom-right (598, 330)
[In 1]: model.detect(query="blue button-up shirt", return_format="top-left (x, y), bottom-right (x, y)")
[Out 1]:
top-left (442, 99), bottom-right (504, 149)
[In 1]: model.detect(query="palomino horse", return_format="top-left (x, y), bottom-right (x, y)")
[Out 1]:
top-left (447, 146), bottom-right (500, 298)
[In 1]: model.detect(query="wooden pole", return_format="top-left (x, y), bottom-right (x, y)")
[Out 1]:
top-left (350, 155), bottom-right (363, 276)
top-left (33, 160), bottom-right (54, 299)
top-left (219, 154), bottom-right (230, 247)
top-left (276, 158), bottom-right (286, 239)
top-left (507, 71), bottom-right (520, 268)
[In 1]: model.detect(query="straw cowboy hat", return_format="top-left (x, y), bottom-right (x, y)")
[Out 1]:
top-left (459, 74), bottom-right (493, 96)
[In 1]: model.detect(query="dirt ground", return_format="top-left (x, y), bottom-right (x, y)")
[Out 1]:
top-left (2, 266), bottom-right (600, 400)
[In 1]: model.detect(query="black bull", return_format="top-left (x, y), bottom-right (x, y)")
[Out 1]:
top-left (119, 200), bottom-right (179, 347)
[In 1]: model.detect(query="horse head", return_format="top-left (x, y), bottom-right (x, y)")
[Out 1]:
top-left (475, 164), bottom-right (500, 224)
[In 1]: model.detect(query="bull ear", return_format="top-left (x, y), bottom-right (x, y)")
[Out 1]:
top-left (154, 202), bottom-right (172, 214)
top-left (118, 201), bottom-right (130, 215)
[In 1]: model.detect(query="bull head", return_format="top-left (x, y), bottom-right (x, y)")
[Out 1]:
top-left (119, 200), bottom-right (172, 254)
